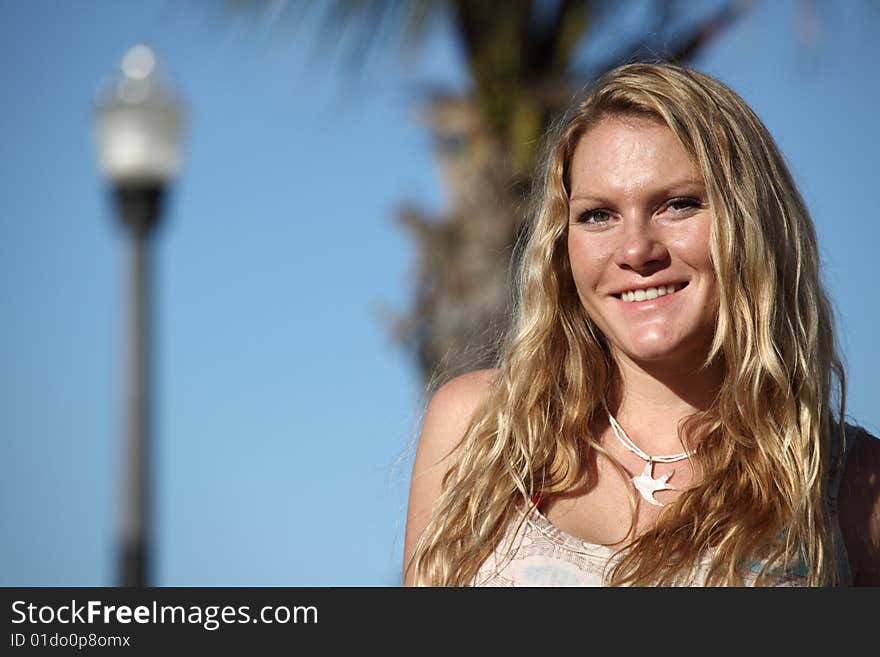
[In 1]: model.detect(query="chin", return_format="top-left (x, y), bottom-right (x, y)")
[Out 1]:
top-left (622, 346), bottom-right (683, 364)
top-left (617, 332), bottom-right (712, 367)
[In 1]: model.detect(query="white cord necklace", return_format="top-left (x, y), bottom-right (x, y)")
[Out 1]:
top-left (607, 413), bottom-right (695, 507)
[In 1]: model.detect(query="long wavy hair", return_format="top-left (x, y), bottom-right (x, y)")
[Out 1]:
top-left (406, 62), bottom-right (848, 586)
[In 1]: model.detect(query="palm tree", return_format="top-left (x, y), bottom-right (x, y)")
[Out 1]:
top-left (229, 0), bottom-right (749, 383)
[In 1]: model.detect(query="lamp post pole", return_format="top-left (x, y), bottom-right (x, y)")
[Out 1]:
top-left (94, 45), bottom-right (184, 587)
top-left (117, 184), bottom-right (161, 587)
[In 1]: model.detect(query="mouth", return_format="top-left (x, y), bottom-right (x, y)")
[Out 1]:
top-left (611, 281), bottom-right (689, 303)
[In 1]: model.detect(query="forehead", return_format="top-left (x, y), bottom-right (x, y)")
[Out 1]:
top-left (568, 116), bottom-right (703, 198)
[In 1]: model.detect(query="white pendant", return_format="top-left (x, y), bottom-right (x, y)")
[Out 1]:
top-left (631, 461), bottom-right (676, 506)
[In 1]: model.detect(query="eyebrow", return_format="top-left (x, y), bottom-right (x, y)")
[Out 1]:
top-left (569, 179), bottom-right (706, 203)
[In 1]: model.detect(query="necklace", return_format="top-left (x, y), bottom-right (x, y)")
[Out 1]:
top-left (607, 413), bottom-right (695, 507)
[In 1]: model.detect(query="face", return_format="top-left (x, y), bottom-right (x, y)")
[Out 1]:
top-left (566, 116), bottom-right (719, 369)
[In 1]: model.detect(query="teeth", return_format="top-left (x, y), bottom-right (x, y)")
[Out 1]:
top-left (619, 283), bottom-right (683, 303)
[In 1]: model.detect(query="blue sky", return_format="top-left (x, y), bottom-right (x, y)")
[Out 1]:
top-left (2, 0), bottom-right (878, 586)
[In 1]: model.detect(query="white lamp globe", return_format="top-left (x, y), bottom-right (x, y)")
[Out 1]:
top-left (95, 44), bottom-right (185, 186)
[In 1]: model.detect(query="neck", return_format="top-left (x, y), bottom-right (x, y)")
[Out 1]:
top-left (608, 352), bottom-right (724, 453)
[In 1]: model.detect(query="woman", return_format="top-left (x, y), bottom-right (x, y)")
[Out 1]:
top-left (402, 62), bottom-right (879, 586)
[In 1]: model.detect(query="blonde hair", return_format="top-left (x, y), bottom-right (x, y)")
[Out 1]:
top-left (407, 62), bottom-right (847, 586)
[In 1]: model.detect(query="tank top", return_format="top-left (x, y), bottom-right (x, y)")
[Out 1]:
top-left (473, 422), bottom-right (861, 587)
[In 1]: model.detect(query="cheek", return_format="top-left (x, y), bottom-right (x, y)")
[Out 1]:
top-left (705, 279), bottom-right (721, 318)
top-left (674, 227), bottom-right (716, 287)
top-left (566, 236), bottom-right (604, 294)
top-left (676, 218), bottom-right (713, 265)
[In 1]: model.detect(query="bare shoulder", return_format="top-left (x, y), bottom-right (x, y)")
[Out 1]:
top-left (838, 424), bottom-right (880, 586)
top-left (425, 369), bottom-right (499, 436)
top-left (402, 368), bottom-right (498, 584)
top-left (411, 368), bottom-right (498, 480)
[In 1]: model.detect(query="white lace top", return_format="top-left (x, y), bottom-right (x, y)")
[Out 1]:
top-left (473, 423), bottom-right (860, 587)
top-left (473, 506), bottom-right (820, 586)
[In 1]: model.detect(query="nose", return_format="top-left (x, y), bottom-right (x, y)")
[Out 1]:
top-left (615, 217), bottom-right (670, 274)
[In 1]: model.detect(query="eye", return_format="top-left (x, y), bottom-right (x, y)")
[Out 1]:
top-left (575, 208), bottom-right (614, 226)
top-left (663, 197), bottom-right (702, 214)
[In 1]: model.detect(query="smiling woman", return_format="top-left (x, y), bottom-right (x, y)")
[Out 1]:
top-left (566, 116), bottom-right (718, 369)
top-left (402, 62), bottom-right (880, 587)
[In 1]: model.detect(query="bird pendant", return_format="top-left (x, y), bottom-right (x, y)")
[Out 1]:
top-left (631, 461), bottom-right (677, 506)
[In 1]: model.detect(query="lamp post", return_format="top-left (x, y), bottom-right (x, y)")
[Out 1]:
top-left (94, 44), bottom-right (184, 587)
